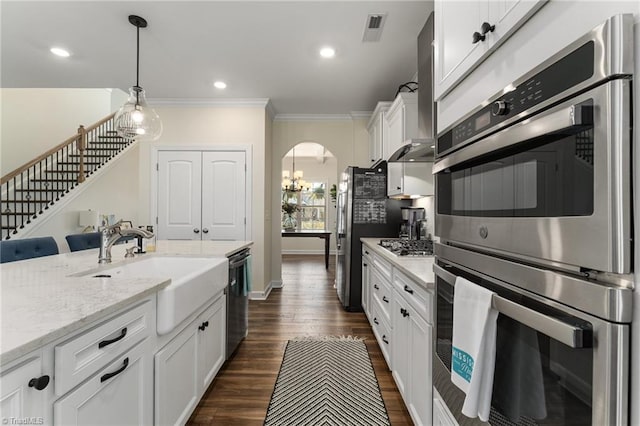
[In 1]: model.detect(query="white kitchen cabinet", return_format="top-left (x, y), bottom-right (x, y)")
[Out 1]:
top-left (434, 0), bottom-right (546, 100)
top-left (388, 162), bottom-right (434, 199)
top-left (0, 354), bottom-right (49, 423)
top-left (385, 93), bottom-right (418, 160)
top-left (198, 296), bottom-right (226, 392)
top-left (155, 294), bottom-right (226, 426)
top-left (54, 339), bottom-right (153, 426)
top-left (367, 101), bottom-right (392, 165)
top-left (362, 247), bottom-right (372, 319)
top-left (157, 150), bottom-right (247, 241)
top-left (394, 291), bottom-right (433, 426)
top-left (433, 388), bottom-right (459, 426)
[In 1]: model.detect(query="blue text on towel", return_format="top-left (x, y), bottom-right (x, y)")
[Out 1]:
top-left (452, 346), bottom-right (474, 383)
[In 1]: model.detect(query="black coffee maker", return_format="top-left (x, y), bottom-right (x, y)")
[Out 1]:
top-left (399, 207), bottom-right (425, 240)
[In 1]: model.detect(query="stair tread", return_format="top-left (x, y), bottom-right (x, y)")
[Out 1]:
top-left (30, 178), bottom-right (77, 182)
top-left (85, 147), bottom-right (122, 151)
top-left (1, 226), bottom-right (18, 230)
top-left (1, 212), bottom-right (34, 216)
top-left (69, 154), bottom-right (112, 158)
top-left (57, 162), bottom-right (102, 165)
top-left (87, 141), bottom-right (129, 145)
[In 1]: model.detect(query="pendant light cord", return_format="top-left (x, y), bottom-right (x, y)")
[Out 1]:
top-left (135, 24), bottom-right (140, 105)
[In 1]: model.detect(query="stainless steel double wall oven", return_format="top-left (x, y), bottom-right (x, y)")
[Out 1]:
top-left (432, 15), bottom-right (634, 426)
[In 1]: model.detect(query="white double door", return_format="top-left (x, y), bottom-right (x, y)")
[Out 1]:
top-left (157, 150), bottom-right (246, 241)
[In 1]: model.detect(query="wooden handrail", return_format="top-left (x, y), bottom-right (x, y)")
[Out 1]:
top-left (0, 113), bottom-right (116, 185)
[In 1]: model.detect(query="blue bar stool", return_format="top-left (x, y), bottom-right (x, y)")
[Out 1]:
top-left (0, 237), bottom-right (59, 263)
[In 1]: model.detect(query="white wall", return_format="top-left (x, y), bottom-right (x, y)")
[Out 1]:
top-left (280, 155), bottom-right (338, 254)
top-left (25, 146), bottom-right (141, 253)
top-left (0, 89), bottom-right (115, 174)
top-left (137, 105), bottom-right (270, 293)
top-left (436, 3), bottom-right (640, 423)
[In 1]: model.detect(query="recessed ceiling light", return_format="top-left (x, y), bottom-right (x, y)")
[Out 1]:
top-left (50, 47), bottom-right (70, 57)
top-left (213, 81), bottom-right (227, 89)
top-left (319, 47), bottom-right (335, 58)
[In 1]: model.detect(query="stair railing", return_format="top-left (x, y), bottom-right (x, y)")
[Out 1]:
top-left (1, 113), bottom-right (134, 240)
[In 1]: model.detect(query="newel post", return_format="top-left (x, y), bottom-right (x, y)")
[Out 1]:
top-left (77, 125), bottom-right (86, 183)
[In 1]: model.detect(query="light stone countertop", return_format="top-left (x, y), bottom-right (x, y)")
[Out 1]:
top-left (0, 240), bottom-right (253, 365)
top-left (361, 238), bottom-right (435, 290)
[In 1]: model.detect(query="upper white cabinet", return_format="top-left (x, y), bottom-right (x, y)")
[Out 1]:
top-left (434, 0), bottom-right (546, 100)
top-left (367, 102), bottom-right (392, 165)
top-left (385, 93), bottom-right (418, 160)
top-left (388, 162), bottom-right (434, 199)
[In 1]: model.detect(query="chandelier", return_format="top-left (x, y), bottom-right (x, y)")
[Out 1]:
top-left (282, 148), bottom-right (310, 193)
top-left (114, 15), bottom-right (163, 141)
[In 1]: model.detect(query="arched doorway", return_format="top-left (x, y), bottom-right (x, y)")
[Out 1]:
top-left (280, 142), bottom-right (337, 260)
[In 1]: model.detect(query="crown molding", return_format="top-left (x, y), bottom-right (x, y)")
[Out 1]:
top-left (274, 113), bottom-right (354, 122)
top-left (148, 98), bottom-right (271, 108)
top-left (265, 100), bottom-right (278, 120)
top-left (350, 111), bottom-right (372, 120)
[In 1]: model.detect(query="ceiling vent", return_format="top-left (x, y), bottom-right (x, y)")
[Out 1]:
top-left (362, 13), bottom-right (387, 42)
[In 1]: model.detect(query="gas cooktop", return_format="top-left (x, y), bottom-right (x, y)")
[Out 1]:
top-left (379, 239), bottom-right (434, 257)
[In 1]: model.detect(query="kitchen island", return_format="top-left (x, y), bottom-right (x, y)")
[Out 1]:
top-left (0, 239), bottom-right (252, 425)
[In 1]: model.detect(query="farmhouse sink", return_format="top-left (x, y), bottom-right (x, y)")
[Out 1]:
top-left (77, 256), bottom-right (229, 335)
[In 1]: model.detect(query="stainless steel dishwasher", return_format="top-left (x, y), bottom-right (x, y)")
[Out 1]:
top-left (226, 248), bottom-right (250, 359)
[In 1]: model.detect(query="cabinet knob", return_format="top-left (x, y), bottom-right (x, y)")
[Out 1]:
top-left (204, 321), bottom-right (209, 328)
top-left (199, 323), bottom-right (206, 331)
top-left (472, 31), bottom-right (485, 44)
top-left (401, 308), bottom-right (410, 318)
top-left (193, 228), bottom-right (200, 234)
top-left (481, 22), bottom-right (495, 35)
top-left (202, 228), bottom-right (209, 234)
top-left (396, 186), bottom-right (401, 190)
top-left (28, 375), bottom-right (50, 391)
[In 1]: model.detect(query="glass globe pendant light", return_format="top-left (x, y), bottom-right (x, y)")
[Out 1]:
top-left (114, 15), bottom-right (162, 141)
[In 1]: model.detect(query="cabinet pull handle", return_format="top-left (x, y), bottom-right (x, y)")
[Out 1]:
top-left (382, 296), bottom-right (389, 303)
top-left (403, 285), bottom-right (414, 295)
top-left (365, 250), bottom-right (369, 255)
top-left (204, 321), bottom-right (209, 328)
top-left (472, 31), bottom-right (485, 44)
top-left (374, 318), bottom-right (379, 325)
top-left (100, 358), bottom-right (129, 383)
top-left (98, 328), bottom-right (127, 349)
top-left (364, 263), bottom-right (368, 267)
top-left (28, 375), bottom-right (50, 391)
top-left (199, 323), bottom-right (206, 331)
top-left (401, 308), bottom-right (410, 318)
top-left (382, 335), bottom-right (389, 345)
top-left (481, 22), bottom-right (495, 35)
top-left (374, 284), bottom-right (379, 290)
top-left (396, 186), bottom-right (401, 190)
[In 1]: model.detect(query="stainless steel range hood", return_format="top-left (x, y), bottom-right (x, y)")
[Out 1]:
top-left (388, 138), bottom-right (435, 162)
top-left (389, 13), bottom-right (436, 163)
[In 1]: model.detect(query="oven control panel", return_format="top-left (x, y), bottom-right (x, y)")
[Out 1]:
top-left (437, 41), bottom-right (595, 156)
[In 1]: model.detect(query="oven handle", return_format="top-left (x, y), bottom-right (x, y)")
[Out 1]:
top-left (433, 101), bottom-right (592, 173)
top-left (434, 264), bottom-right (591, 349)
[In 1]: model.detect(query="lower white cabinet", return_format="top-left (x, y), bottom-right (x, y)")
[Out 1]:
top-left (155, 294), bottom-right (226, 425)
top-left (362, 248), bottom-right (372, 319)
top-left (363, 244), bottom-right (434, 426)
top-left (0, 355), bottom-right (49, 423)
top-left (198, 296), bottom-right (226, 392)
top-left (433, 388), bottom-right (459, 426)
top-left (54, 338), bottom-right (153, 425)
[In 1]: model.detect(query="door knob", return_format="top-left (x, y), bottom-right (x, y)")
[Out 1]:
top-left (202, 228), bottom-right (209, 234)
top-left (193, 228), bottom-right (200, 234)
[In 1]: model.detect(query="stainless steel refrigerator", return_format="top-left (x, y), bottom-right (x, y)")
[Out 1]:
top-left (335, 162), bottom-right (409, 311)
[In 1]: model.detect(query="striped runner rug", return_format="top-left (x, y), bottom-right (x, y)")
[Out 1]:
top-left (264, 336), bottom-right (391, 426)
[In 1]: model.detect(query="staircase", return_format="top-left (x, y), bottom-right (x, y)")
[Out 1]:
top-left (1, 113), bottom-right (135, 240)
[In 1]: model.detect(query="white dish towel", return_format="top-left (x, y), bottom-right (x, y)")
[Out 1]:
top-left (451, 276), bottom-right (499, 422)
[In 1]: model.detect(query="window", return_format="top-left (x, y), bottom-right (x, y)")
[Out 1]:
top-left (282, 182), bottom-right (326, 231)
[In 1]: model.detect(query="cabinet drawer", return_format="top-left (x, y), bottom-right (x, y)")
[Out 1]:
top-left (370, 300), bottom-right (392, 369)
top-left (393, 270), bottom-right (432, 324)
top-left (55, 300), bottom-right (152, 396)
top-left (370, 268), bottom-right (393, 325)
top-left (54, 338), bottom-right (153, 425)
top-left (372, 253), bottom-right (393, 282)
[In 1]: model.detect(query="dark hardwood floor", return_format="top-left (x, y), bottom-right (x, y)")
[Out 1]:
top-left (187, 254), bottom-right (412, 425)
